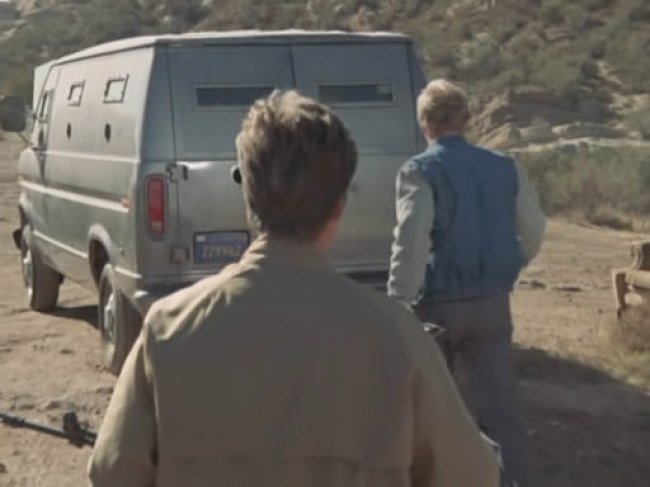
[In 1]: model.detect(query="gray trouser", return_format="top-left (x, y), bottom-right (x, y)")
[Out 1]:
top-left (414, 293), bottom-right (529, 487)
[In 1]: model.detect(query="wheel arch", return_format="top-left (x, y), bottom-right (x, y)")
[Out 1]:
top-left (14, 198), bottom-right (37, 250)
top-left (87, 225), bottom-right (117, 288)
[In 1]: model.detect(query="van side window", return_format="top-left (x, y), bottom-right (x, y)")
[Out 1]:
top-left (67, 81), bottom-right (85, 107)
top-left (38, 90), bottom-right (53, 122)
top-left (195, 86), bottom-right (274, 108)
top-left (103, 75), bottom-right (129, 104)
top-left (318, 84), bottom-right (394, 105)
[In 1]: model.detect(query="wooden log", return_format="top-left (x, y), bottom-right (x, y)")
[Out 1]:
top-left (624, 291), bottom-right (646, 308)
top-left (630, 240), bottom-right (650, 271)
top-left (612, 269), bottom-right (628, 317)
top-left (613, 242), bottom-right (650, 319)
top-left (624, 269), bottom-right (650, 289)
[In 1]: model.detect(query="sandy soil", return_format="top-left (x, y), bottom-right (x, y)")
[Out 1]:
top-left (0, 138), bottom-right (649, 486)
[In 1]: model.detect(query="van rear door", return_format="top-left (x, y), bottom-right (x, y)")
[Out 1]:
top-left (167, 45), bottom-right (294, 273)
top-left (292, 41), bottom-right (420, 276)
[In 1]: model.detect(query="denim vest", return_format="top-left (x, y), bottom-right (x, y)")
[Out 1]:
top-left (414, 135), bottom-right (524, 303)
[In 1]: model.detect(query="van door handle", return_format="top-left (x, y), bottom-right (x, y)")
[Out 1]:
top-left (166, 163), bottom-right (188, 182)
top-left (34, 149), bottom-right (46, 171)
top-left (31, 130), bottom-right (46, 152)
top-left (31, 140), bottom-right (45, 160)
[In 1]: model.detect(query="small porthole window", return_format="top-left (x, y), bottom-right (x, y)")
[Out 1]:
top-left (103, 75), bottom-right (129, 104)
top-left (66, 123), bottom-right (72, 139)
top-left (67, 81), bottom-right (85, 107)
top-left (104, 123), bottom-right (112, 142)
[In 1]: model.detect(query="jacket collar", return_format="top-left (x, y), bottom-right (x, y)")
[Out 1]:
top-left (240, 236), bottom-right (327, 270)
top-left (430, 133), bottom-right (467, 147)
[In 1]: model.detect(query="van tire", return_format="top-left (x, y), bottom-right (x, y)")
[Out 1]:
top-left (98, 264), bottom-right (142, 375)
top-left (20, 225), bottom-right (61, 311)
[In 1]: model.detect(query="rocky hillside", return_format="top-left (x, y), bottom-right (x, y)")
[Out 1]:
top-left (0, 0), bottom-right (649, 150)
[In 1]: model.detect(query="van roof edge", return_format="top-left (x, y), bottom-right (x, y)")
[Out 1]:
top-left (53, 30), bottom-right (412, 65)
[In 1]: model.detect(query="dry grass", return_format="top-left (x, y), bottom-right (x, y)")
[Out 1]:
top-left (519, 145), bottom-right (650, 232)
top-left (611, 306), bottom-right (650, 353)
top-left (604, 307), bottom-right (650, 390)
top-left (585, 206), bottom-right (635, 231)
top-left (584, 206), bottom-right (650, 233)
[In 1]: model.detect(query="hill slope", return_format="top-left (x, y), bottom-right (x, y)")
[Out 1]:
top-left (0, 0), bottom-right (648, 148)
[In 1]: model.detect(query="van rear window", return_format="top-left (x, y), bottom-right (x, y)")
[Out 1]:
top-left (37, 90), bottom-right (52, 122)
top-left (318, 84), bottom-right (394, 105)
top-left (195, 86), bottom-right (274, 108)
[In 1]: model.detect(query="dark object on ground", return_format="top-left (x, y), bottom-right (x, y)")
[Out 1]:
top-left (0, 411), bottom-right (96, 448)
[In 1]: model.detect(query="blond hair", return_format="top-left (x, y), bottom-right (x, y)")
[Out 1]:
top-left (417, 79), bottom-right (470, 134)
top-left (236, 90), bottom-right (357, 242)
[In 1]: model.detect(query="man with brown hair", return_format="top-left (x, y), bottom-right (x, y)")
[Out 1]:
top-left (89, 90), bottom-right (499, 487)
top-left (388, 79), bottom-right (546, 487)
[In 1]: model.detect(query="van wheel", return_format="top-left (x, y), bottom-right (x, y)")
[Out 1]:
top-left (98, 264), bottom-right (142, 375)
top-left (20, 225), bottom-right (60, 311)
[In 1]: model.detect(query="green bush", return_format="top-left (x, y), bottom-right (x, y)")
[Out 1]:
top-left (628, 2), bottom-right (650, 22)
top-left (581, 0), bottom-right (614, 12)
top-left (605, 29), bottom-right (650, 92)
top-left (0, 66), bottom-right (33, 101)
top-left (565, 4), bottom-right (588, 30)
top-left (540, 0), bottom-right (566, 25)
top-left (457, 37), bottom-right (503, 78)
top-left (625, 105), bottom-right (650, 140)
top-left (531, 52), bottom-right (584, 95)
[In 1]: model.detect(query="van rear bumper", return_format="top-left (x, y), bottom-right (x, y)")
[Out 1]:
top-left (115, 269), bottom-right (214, 316)
top-left (346, 270), bottom-right (387, 291)
top-left (12, 228), bottom-right (22, 249)
top-left (131, 284), bottom-right (192, 316)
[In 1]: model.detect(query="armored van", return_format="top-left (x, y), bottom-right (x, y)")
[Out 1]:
top-left (1, 30), bottom-right (425, 373)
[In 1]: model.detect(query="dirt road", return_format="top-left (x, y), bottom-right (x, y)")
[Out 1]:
top-left (1, 138), bottom-right (649, 486)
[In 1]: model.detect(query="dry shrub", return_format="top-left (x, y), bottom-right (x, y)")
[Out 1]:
top-left (611, 306), bottom-right (650, 353)
top-left (518, 146), bottom-right (650, 231)
top-left (585, 206), bottom-right (634, 231)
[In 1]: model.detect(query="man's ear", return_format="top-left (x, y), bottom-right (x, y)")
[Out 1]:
top-left (420, 122), bottom-right (434, 142)
top-left (331, 198), bottom-right (345, 221)
top-left (315, 197), bottom-right (347, 250)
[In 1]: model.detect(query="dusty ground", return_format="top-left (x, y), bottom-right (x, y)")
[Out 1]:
top-left (0, 138), bottom-right (649, 486)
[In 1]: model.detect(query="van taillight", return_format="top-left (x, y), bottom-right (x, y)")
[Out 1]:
top-left (146, 176), bottom-right (165, 236)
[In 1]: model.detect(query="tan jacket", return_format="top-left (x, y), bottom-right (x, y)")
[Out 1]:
top-left (89, 238), bottom-right (499, 487)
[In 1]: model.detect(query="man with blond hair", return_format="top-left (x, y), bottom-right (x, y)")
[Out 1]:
top-left (89, 90), bottom-right (500, 486)
top-left (388, 79), bottom-right (545, 487)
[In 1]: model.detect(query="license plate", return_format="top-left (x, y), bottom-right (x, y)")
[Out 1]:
top-left (193, 232), bottom-right (250, 265)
